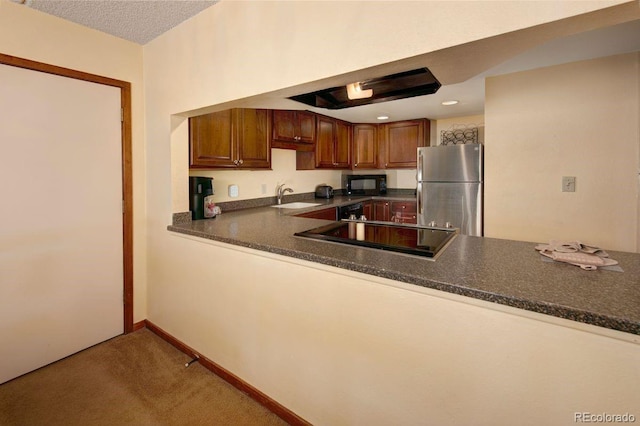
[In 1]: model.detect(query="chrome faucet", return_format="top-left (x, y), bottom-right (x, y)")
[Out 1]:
top-left (276, 183), bottom-right (293, 204)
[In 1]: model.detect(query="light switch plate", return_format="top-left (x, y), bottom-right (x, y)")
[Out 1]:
top-left (228, 184), bottom-right (239, 198)
top-left (562, 176), bottom-right (576, 192)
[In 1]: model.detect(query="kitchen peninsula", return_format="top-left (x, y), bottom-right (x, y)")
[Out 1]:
top-left (168, 194), bottom-right (640, 338)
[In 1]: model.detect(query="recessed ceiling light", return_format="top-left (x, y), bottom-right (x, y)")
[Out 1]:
top-left (377, 115), bottom-right (389, 120)
top-left (441, 100), bottom-right (459, 106)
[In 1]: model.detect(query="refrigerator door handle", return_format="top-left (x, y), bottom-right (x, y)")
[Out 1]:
top-left (417, 182), bottom-right (423, 217)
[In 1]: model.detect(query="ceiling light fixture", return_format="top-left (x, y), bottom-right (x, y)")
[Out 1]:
top-left (289, 68), bottom-right (441, 109)
top-left (346, 82), bottom-right (373, 100)
top-left (441, 100), bottom-right (459, 106)
top-left (377, 115), bottom-right (389, 120)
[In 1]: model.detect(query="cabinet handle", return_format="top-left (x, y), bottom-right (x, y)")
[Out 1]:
top-left (354, 163), bottom-right (358, 167)
top-left (238, 159), bottom-right (244, 165)
top-left (233, 160), bottom-right (239, 165)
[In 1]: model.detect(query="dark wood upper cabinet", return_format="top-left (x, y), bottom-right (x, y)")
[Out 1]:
top-left (272, 110), bottom-right (316, 151)
top-left (379, 119), bottom-right (429, 169)
top-left (189, 108), bottom-right (271, 169)
top-left (352, 124), bottom-right (378, 169)
top-left (334, 120), bottom-right (352, 167)
top-left (236, 109), bottom-right (272, 169)
top-left (315, 115), bottom-right (351, 169)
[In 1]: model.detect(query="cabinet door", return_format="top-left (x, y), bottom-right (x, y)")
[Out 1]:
top-left (296, 111), bottom-right (316, 144)
top-left (189, 110), bottom-right (236, 168)
top-left (380, 119), bottom-right (428, 169)
top-left (362, 201), bottom-right (373, 220)
top-left (315, 115), bottom-right (336, 168)
top-left (237, 109), bottom-right (271, 169)
top-left (272, 110), bottom-right (297, 142)
top-left (334, 120), bottom-right (352, 167)
top-left (295, 207), bottom-right (337, 220)
top-left (352, 124), bottom-right (378, 169)
top-left (272, 110), bottom-right (315, 146)
top-left (373, 200), bottom-right (391, 221)
top-left (390, 201), bottom-right (417, 224)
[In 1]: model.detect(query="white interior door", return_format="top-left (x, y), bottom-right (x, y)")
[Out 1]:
top-left (0, 63), bottom-right (124, 384)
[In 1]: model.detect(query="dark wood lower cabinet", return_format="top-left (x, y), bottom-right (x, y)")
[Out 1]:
top-left (295, 207), bottom-right (337, 220)
top-left (390, 201), bottom-right (417, 224)
top-left (372, 200), bottom-right (417, 223)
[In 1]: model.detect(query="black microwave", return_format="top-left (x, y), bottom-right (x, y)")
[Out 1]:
top-left (342, 174), bottom-right (387, 196)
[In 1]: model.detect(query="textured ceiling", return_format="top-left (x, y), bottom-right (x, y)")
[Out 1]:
top-left (17, 0), bottom-right (218, 45)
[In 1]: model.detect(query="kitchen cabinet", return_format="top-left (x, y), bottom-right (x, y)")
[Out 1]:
top-left (352, 124), bottom-right (378, 169)
top-left (373, 200), bottom-right (391, 221)
top-left (189, 108), bottom-right (271, 169)
top-left (272, 110), bottom-right (316, 151)
top-left (295, 207), bottom-right (337, 220)
top-left (372, 199), bottom-right (417, 223)
top-left (390, 201), bottom-right (417, 224)
top-left (378, 119), bottom-right (429, 169)
top-left (362, 200), bottom-right (373, 220)
top-left (315, 115), bottom-right (351, 169)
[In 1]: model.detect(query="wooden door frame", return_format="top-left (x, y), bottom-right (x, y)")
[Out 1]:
top-left (0, 53), bottom-right (134, 333)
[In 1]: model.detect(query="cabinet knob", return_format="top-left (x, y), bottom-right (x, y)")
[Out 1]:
top-left (238, 159), bottom-right (244, 165)
top-left (354, 163), bottom-right (358, 167)
top-left (233, 160), bottom-right (239, 165)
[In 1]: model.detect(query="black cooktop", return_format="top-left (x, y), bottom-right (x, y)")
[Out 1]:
top-left (294, 221), bottom-right (457, 258)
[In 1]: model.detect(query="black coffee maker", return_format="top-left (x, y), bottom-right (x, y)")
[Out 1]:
top-left (189, 176), bottom-right (214, 220)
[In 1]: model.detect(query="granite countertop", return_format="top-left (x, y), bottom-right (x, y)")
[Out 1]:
top-left (168, 193), bottom-right (640, 337)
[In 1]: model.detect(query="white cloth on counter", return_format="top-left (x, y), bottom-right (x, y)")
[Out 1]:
top-left (535, 240), bottom-right (619, 271)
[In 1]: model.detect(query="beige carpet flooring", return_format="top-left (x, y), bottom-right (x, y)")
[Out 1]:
top-left (0, 328), bottom-right (288, 426)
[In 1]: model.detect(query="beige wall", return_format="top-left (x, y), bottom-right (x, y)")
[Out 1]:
top-left (0, 0), bottom-right (147, 322)
top-left (188, 149), bottom-right (342, 203)
top-left (161, 234), bottom-right (640, 426)
top-left (186, 149), bottom-right (418, 204)
top-left (144, 1), bottom-right (639, 424)
top-left (485, 53), bottom-right (639, 252)
top-left (432, 114), bottom-right (485, 146)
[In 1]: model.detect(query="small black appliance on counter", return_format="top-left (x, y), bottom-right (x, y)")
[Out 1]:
top-left (315, 184), bottom-right (334, 199)
top-left (189, 176), bottom-right (214, 220)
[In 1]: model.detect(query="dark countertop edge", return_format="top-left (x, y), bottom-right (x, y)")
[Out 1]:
top-left (167, 225), bottom-right (640, 336)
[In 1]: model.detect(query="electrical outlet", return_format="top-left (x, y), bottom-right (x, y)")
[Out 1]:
top-left (228, 184), bottom-right (239, 198)
top-left (562, 176), bottom-right (576, 192)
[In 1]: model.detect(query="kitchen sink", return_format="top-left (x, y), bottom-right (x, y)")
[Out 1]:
top-left (271, 202), bottom-right (322, 209)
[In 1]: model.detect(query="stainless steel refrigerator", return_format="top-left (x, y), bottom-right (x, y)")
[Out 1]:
top-left (417, 144), bottom-right (483, 236)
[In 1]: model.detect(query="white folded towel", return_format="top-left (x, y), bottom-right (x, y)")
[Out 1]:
top-left (535, 240), bottom-right (618, 271)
